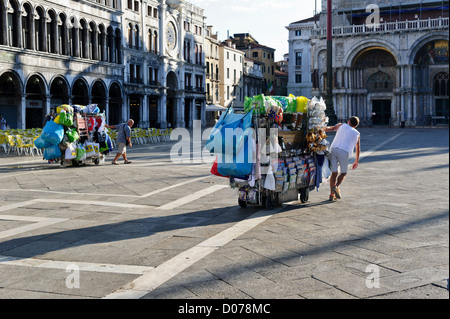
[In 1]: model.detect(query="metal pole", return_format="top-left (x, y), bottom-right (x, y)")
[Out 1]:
top-left (326, 0), bottom-right (337, 123)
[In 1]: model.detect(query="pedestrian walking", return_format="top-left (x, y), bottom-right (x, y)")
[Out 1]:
top-left (106, 119), bottom-right (134, 165)
top-left (324, 116), bottom-right (361, 201)
top-left (0, 115), bottom-right (7, 130)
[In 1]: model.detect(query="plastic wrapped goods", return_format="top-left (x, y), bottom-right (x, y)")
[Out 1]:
top-left (43, 145), bottom-right (62, 160)
top-left (41, 120), bottom-right (64, 146)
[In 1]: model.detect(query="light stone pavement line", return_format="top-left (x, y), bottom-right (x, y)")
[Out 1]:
top-left (0, 174), bottom-right (212, 199)
top-left (103, 205), bottom-right (288, 299)
top-left (357, 133), bottom-right (405, 162)
top-left (156, 184), bottom-right (228, 210)
top-left (0, 255), bottom-right (155, 275)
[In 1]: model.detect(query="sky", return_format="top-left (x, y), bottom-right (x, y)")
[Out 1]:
top-left (188, 0), bottom-right (322, 61)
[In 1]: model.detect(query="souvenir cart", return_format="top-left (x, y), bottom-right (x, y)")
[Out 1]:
top-left (34, 104), bottom-right (113, 167)
top-left (207, 95), bottom-right (330, 210)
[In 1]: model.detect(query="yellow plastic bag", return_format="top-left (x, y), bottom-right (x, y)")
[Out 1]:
top-left (296, 96), bottom-right (309, 114)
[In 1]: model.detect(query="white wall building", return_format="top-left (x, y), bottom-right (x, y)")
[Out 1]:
top-left (219, 39), bottom-right (245, 110)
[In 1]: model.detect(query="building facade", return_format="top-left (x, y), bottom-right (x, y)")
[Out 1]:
top-left (287, 0), bottom-right (449, 127)
top-left (219, 39), bottom-right (245, 109)
top-left (0, 0), bottom-right (207, 129)
top-left (243, 57), bottom-right (264, 100)
top-left (232, 33), bottom-right (276, 94)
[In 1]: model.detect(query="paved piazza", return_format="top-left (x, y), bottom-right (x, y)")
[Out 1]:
top-left (0, 127), bottom-right (448, 300)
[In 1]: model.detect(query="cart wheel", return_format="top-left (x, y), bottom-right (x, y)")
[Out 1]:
top-left (265, 193), bottom-right (277, 210)
top-left (299, 188), bottom-right (309, 203)
top-left (238, 199), bottom-right (247, 208)
top-left (94, 158), bottom-right (100, 166)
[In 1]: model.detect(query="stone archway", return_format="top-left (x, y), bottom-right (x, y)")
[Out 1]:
top-left (25, 74), bottom-right (46, 128)
top-left (108, 82), bottom-right (122, 124)
top-left (72, 78), bottom-right (89, 105)
top-left (50, 76), bottom-right (69, 109)
top-left (0, 71), bottom-right (22, 129)
top-left (351, 48), bottom-right (398, 125)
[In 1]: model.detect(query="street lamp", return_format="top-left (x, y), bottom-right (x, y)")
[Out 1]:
top-left (326, 0), bottom-right (337, 124)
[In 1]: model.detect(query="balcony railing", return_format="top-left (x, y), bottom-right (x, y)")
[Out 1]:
top-left (312, 16), bottom-right (449, 38)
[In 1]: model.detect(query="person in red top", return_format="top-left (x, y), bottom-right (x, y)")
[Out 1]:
top-left (324, 116), bottom-right (361, 201)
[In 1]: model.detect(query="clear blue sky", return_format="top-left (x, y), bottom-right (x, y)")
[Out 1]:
top-left (189, 0), bottom-right (322, 61)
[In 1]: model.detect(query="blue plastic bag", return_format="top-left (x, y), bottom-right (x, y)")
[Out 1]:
top-left (43, 145), bottom-right (62, 160)
top-left (206, 109), bottom-right (253, 156)
top-left (41, 120), bottom-right (64, 146)
top-left (212, 110), bottom-right (255, 178)
top-left (34, 136), bottom-right (51, 149)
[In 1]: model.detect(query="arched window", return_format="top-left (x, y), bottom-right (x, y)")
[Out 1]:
top-left (47, 10), bottom-right (57, 53)
top-left (7, 0), bottom-right (20, 47)
top-left (195, 44), bottom-right (198, 64)
top-left (34, 7), bottom-right (46, 52)
top-left (153, 31), bottom-right (158, 54)
top-left (79, 19), bottom-right (88, 58)
top-left (148, 28), bottom-right (152, 52)
top-left (367, 71), bottom-right (393, 93)
top-left (59, 14), bottom-right (69, 55)
top-left (89, 22), bottom-right (98, 60)
top-left (128, 23), bottom-right (133, 48)
top-left (22, 3), bottom-right (34, 50)
top-left (134, 24), bottom-right (139, 50)
top-left (114, 28), bottom-right (122, 64)
top-left (434, 73), bottom-right (449, 97)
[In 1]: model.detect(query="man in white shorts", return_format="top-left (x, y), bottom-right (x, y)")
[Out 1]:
top-left (106, 119), bottom-right (134, 165)
top-left (324, 116), bottom-right (361, 201)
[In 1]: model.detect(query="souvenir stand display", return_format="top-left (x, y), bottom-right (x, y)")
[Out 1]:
top-left (207, 94), bottom-right (330, 210)
top-left (34, 104), bottom-right (113, 167)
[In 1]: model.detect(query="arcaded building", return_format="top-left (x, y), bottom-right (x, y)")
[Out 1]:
top-left (0, 0), bottom-right (207, 129)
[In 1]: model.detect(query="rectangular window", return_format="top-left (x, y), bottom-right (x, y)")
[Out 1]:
top-left (295, 30), bottom-right (302, 36)
top-left (295, 74), bottom-right (302, 83)
top-left (296, 52), bottom-right (302, 66)
top-left (252, 52), bottom-right (258, 58)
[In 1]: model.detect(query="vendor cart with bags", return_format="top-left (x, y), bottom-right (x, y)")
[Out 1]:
top-left (206, 94), bottom-right (330, 210)
top-left (34, 104), bottom-right (114, 167)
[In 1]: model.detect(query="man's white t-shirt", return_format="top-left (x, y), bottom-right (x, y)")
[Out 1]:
top-left (330, 123), bottom-right (360, 158)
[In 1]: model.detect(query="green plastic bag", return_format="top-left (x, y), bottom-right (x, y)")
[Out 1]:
top-left (244, 94), bottom-right (266, 115)
top-left (76, 144), bottom-right (86, 161)
top-left (66, 128), bottom-right (79, 143)
top-left (59, 112), bottom-right (74, 127)
top-left (272, 96), bottom-right (297, 113)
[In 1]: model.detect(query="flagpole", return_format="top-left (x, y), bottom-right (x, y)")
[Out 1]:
top-left (326, 0), bottom-right (337, 124)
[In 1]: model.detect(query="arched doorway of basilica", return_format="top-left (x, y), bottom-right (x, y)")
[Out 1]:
top-left (352, 48), bottom-right (397, 126)
top-left (25, 75), bottom-right (46, 128)
top-left (166, 71), bottom-right (178, 128)
top-left (0, 72), bottom-right (21, 129)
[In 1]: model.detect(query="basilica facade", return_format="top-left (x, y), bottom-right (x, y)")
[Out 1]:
top-left (0, 0), bottom-right (206, 129)
top-left (287, 0), bottom-right (449, 127)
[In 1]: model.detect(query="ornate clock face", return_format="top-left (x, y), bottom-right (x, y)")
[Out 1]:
top-left (167, 22), bottom-right (177, 51)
